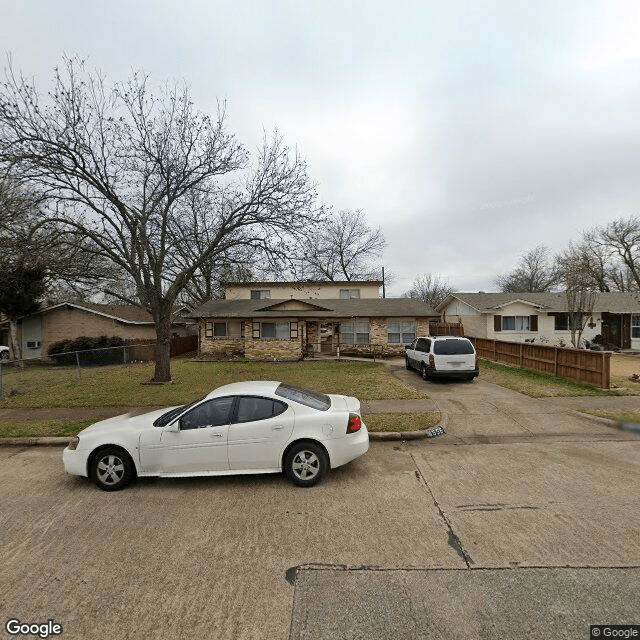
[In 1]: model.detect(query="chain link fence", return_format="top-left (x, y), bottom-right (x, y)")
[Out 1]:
top-left (0, 336), bottom-right (197, 400)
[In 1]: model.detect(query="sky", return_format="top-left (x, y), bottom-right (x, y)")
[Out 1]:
top-left (3, 0), bottom-right (640, 295)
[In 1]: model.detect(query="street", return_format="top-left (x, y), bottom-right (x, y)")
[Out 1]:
top-left (1, 376), bottom-right (639, 639)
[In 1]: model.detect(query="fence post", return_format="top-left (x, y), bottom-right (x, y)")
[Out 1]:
top-left (554, 348), bottom-right (559, 377)
top-left (0, 361), bottom-right (3, 400)
top-left (520, 343), bottom-right (523, 367)
top-left (75, 351), bottom-right (81, 379)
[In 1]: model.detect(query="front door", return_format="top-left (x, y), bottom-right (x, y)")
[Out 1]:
top-left (602, 313), bottom-right (623, 348)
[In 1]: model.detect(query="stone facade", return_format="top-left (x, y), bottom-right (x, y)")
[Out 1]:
top-left (197, 316), bottom-right (433, 361)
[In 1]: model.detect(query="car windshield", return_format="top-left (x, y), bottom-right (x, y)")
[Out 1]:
top-left (153, 396), bottom-right (205, 427)
top-left (433, 339), bottom-right (474, 355)
top-left (275, 383), bottom-right (331, 411)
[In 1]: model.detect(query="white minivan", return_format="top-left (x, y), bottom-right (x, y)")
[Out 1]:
top-left (405, 336), bottom-right (479, 381)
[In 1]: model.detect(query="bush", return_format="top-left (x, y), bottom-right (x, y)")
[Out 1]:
top-left (48, 336), bottom-right (128, 366)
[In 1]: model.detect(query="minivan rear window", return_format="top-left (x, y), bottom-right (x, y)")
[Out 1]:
top-left (433, 339), bottom-right (474, 355)
top-left (275, 383), bottom-right (331, 411)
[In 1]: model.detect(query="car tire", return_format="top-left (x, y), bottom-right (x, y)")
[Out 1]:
top-left (421, 363), bottom-right (430, 381)
top-left (405, 357), bottom-right (411, 370)
top-left (284, 441), bottom-right (328, 487)
top-left (89, 446), bottom-right (136, 491)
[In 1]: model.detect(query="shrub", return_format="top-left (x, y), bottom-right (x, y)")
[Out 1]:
top-left (48, 336), bottom-right (128, 366)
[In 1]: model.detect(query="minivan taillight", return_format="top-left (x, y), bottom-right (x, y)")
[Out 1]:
top-left (429, 355), bottom-right (435, 368)
top-left (346, 413), bottom-right (362, 434)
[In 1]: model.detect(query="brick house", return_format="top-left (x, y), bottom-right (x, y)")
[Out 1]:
top-left (3, 302), bottom-right (192, 359)
top-left (189, 281), bottom-right (438, 361)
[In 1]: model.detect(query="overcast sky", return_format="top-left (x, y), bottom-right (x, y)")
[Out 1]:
top-left (3, 0), bottom-right (640, 295)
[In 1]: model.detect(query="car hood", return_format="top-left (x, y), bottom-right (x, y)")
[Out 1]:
top-left (78, 407), bottom-right (178, 437)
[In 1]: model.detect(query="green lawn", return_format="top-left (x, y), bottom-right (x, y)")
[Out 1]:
top-left (0, 419), bottom-right (94, 438)
top-left (577, 408), bottom-right (640, 424)
top-left (0, 359), bottom-right (424, 409)
top-left (363, 412), bottom-right (441, 432)
top-left (479, 359), bottom-right (622, 398)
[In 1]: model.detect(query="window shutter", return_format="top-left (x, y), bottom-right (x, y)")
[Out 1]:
top-left (530, 315), bottom-right (538, 332)
top-left (290, 322), bottom-right (298, 339)
top-left (252, 321), bottom-right (260, 339)
top-left (494, 315), bottom-right (502, 332)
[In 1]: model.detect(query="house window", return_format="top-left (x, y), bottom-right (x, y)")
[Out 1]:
top-left (340, 320), bottom-right (370, 344)
top-left (632, 315), bottom-right (640, 338)
top-left (251, 290), bottom-right (271, 300)
top-left (502, 316), bottom-right (531, 331)
top-left (554, 314), bottom-right (582, 331)
top-left (340, 289), bottom-right (361, 299)
top-left (261, 322), bottom-right (290, 339)
top-left (205, 321), bottom-right (242, 338)
top-left (388, 320), bottom-right (416, 344)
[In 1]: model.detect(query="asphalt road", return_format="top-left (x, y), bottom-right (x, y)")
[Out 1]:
top-left (1, 373), bottom-right (640, 640)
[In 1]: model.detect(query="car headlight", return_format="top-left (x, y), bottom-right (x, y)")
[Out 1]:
top-left (68, 436), bottom-right (80, 451)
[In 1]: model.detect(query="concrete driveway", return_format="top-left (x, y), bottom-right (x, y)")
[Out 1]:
top-left (1, 369), bottom-right (639, 639)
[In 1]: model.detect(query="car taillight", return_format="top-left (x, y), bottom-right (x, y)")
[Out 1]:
top-left (346, 413), bottom-right (362, 434)
top-left (429, 355), bottom-right (435, 368)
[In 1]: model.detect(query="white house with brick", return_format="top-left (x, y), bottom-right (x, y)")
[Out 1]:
top-left (437, 292), bottom-right (640, 349)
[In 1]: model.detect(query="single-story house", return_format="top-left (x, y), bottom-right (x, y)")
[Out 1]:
top-left (190, 293), bottom-right (438, 361)
top-left (437, 291), bottom-right (640, 349)
top-left (1, 302), bottom-right (193, 359)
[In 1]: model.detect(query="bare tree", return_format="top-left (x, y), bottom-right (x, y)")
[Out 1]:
top-left (590, 217), bottom-right (640, 290)
top-left (404, 273), bottom-right (454, 308)
top-left (561, 252), bottom-right (598, 348)
top-left (0, 57), bottom-right (320, 381)
top-left (298, 209), bottom-right (386, 281)
top-left (495, 244), bottom-right (560, 292)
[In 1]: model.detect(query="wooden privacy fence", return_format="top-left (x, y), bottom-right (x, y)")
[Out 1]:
top-left (469, 338), bottom-right (611, 389)
top-left (126, 335), bottom-right (198, 362)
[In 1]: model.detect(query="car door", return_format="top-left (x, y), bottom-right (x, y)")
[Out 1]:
top-left (406, 339), bottom-right (418, 367)
top-left (160, 396), bottom-right (235, 473)
top-left (227, 396), bottom-right (294, 471)
top-left (416, 338), bottom-right (430, 368)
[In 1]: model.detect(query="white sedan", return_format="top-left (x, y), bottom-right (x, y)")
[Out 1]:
top-left (63, 381), bottom-right (369, 491)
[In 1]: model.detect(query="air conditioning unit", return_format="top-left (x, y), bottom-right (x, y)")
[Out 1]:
top-left (26, 340), bottom-right (41, 349)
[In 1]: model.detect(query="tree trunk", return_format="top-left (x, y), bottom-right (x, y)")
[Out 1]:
top-left (8, 319), bottom-right (21, 360)
top-left (153, 309), bottom-right (172, 382)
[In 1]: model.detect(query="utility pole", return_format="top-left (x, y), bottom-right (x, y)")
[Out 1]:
top-left (382, 266), bottom-right (386, 298)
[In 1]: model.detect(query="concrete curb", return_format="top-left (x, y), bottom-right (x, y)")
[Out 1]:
top-left (1, 413), bottom-right (450, 446)
top-left (571, 410), bottom-right (640, 434)
top-left (0, 436), bottom-right (73, 446)
top-left (368, 412), bottom-right (449, 441)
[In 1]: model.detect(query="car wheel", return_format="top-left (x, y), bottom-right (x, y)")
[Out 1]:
top-left (89, 446), bottom-right (135, 491)
top-left (405, 357), bottom-right (411, 370)
top-left (284, 442), bottom-right (328, 487)
top-left (421, 363), bottom-right (429, 381)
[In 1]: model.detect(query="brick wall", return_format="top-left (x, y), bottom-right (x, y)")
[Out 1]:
top-left (245, 339), bottom-right (302, 361)
top-left (41, 307), bottom-right (159, 354)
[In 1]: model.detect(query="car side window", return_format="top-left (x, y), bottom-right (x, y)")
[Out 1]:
top-left (424, 339), bottom-right (431, 353)
top-left (180, 397), bottom-right (235, 430)
top-left (409, 339), bottom-right (418, 350)
top-left (234, 396), bottom-right (288, 423)
top-left (417, 338), bottom-right (428, 352)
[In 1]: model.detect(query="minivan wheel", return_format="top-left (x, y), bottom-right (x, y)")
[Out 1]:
top-left (405, 357), bottom-right (411, 370)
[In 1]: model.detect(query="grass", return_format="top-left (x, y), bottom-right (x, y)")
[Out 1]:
top-left (0, 359), bottom-right (424, 409)
top-left (364, 412), bottom-right (441, 433)
top-left (576, 408), bottom-right (640, 424)
top-left (479, 359), bottom-right (622, 398)
top-left (0, 419), bottom-right (94, 438)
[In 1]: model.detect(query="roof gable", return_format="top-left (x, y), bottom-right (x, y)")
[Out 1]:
top-left (255, 299), bottom-right (333, 312)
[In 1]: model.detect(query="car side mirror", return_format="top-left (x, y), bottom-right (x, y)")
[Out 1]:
top-left (165, 421), bottom-right (180, 433)
top-left (405, 345), bottom-right (410, 350)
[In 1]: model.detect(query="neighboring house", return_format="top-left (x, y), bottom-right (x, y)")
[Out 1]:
top-left (1, 302), bottom-right (192, 359)
top-left (190, 281), bottom-right (437, 361)
top-left (438, 292), bottom-right (640, 349)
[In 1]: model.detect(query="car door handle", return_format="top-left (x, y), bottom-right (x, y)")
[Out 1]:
top-left (209, 432), bottom-right (223, 438)
top-left (272, 426), bottom-right (284, 431)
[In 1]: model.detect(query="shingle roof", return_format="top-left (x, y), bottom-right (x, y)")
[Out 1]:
top-left (33, 302), bottom-right (187, 325)
top-left (439, 292), bottom-right (640, 314)
top-left (189, 298), bottom-right (438, 319)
